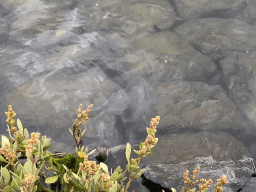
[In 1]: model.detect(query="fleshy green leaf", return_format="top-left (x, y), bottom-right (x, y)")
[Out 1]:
top-left (69, 128), bottom-right (73, 136)
top-left (84, 182), bottom-right (88, 189)
top-left (72, 172), bottom-right (80, 180)
top-left (126, 162), bottom-right (131, 173)
top-left (24, 128), bottom-right (29, 140)
top-left (0, 155), bottom-right (8, 163)
top-left (100, 162), bottom-right (109, 175)
top-left (0, 176), bottom-right (4, 185)
top-left (63, 173), bottom-right (69, 183)
top-left (93, 171), bottom-right (100, 184)
top-left (32, 185), bottom-right (37, 192)
top-left (114, 166), bottom-right (121, 175)
top-left (146, 149), bottom-right (152, 155)
top-left (37, 141), bottom-right (41, 154)
top-left (125, 143), bottom-right (131, 163)
top-left (17, 163), bottom-right (24, 173)
top-left (12, 141), bottom-right (18, 151)
top-left (82, 171), bottom-right (87, 180)
top-left (16, 119), bottom-right (23, 135)
top-left (16, 152), bottom-right (21, 160)
top-left (9, 171), bottom-right (20, 181)
top-left (6, 125), bottom-right (14, 141)
top-left (93, 181), bottom-right (101, 191)
top-left (130, 172), bottom-right (136, 178)
top-left (131, 164), bottom-right (138, 169)
top-left (1, 135), bottom-right (10, 148)
top-left (110, 171), bottom-right (119, 181)
top-left (133, 149), bottom-right (141, 156)
top-left (2, 186), bottom-right (13, 192)
top-left (120, 177), bottom-right (127, 182)
top-left (11, 176), bottom-right (20, 191)
top-left (41, 136), bottom-right (51, 150)
top-left (45, 175), bottom-right (59, 184)
top-left (81, 129), bottom-right (86, 137)
top-left (80, 146), bottom-right (84, 153)
top-left (134, 168), bottom-right (146, 179)
top-left (1, 167), bottom-right (11, 185)
top-left (24, 160), bottom-right (33, 175)
top-left (109, 181), bottom-right (118, 192)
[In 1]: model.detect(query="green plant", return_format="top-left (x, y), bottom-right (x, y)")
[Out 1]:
top-left (0, 104), bottom-right (228, 192)
top-left (162, 166), bottom-right (228, 192)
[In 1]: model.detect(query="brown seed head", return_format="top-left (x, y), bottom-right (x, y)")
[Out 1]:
top-left (22, 174), bottom-right (36, 185)
top-left (0, 143), bottom-right (16, 165)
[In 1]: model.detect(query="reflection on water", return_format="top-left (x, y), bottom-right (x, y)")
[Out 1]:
top-left (1, 0), bottom-right (256, 191)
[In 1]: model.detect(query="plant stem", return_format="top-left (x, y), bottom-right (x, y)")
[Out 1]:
top-left (12, 164), bottom-right (16, 174)
top-left (137, 155), bottom-right (143, 166)
top-left (124, 177), bottom-right (134, 192)
top-left (0, 183), bottom-right (5, 189)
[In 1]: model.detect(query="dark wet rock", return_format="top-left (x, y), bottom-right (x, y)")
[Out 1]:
top-left (154, 81), bottom-right (249, 137)
top-left (175, 18), bottom-right (256, 60)
top-left (141, 156), bottom-right (255, 192)
top-left (80, 0), bottom-right (182, 35)
top-left (140, 131), bottom-right (252, 165)
top-left (174, 0), bottom-right (247, 20)
top-left (129, 31), bottom-right (217, 82)
top-left (219, 52), bottom-right (256, 127)
top-left (87, 144), bottom-right (109, 163)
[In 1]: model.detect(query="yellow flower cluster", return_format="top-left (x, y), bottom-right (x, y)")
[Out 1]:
top-left (122, 116), bottom-right (161, 192)
top-left (5, 105), bottom-right (17, 133)
top-left (21, 174), bottom-right (36, 191)
top-left (22, 174), bottom-right (36, 184)
top-left (139, 116), bottom-right (160, 156)
top-left (26, 132), bottom-right (41, 145)
top-left (75, 104), bottom-right (93, 127)
top-left (16, 130), bottom-right (23, 138)
top-left (0, 143), bottom-right (16, 165)
top-left (79, 148), bottom-right (101, 183)
top-left (100, 172), bottom-right (114, 189)
top-left (25, 132), bottom-right (41, 157)
top-left (214, 175), bottom-right (229, 192)
top-left (25, 144), bottom-right (33, 157)
top-left (5, 105), bottom-right (24, 143)
top-left (72, 104), bottom-right (93, 149)
top-left (78, 148), bottom-right (114, 189)
top-left (184, 166), bottom-right (212, 192)
top-left (183, 166), bottom-right (228, 192)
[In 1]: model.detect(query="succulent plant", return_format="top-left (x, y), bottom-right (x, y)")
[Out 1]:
top-left (0, 104), bottom-right (228, 192)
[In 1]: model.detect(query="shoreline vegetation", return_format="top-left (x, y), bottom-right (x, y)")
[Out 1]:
top-left (0, 104), bottom-right (228, 191)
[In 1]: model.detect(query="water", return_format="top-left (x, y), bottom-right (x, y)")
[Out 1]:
top-left (0, 1), bottom-right (158, 191)
top-left (1, 0), bottom-right (256, 192)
